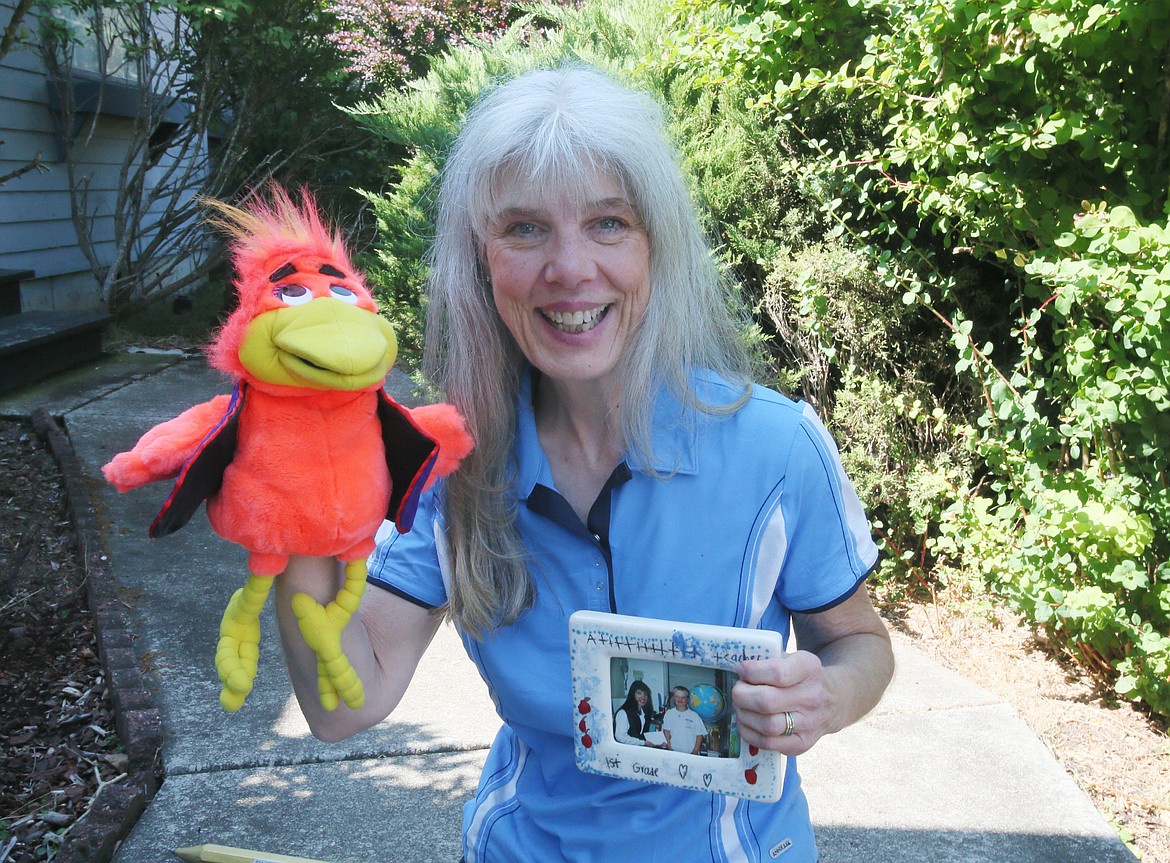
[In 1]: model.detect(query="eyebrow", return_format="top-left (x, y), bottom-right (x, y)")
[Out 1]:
top-left (493, 197), bottom-right (636, 221)
top-left (319, 264), bottom-right (347, 278)
top-left (493, 206), bottom-right (546, 222)
top-left (590, 197), bottom-right (634, 211)
top-left (268, 262), bottom-right (297, 282)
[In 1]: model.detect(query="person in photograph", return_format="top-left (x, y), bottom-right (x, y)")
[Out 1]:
top-left (614, 680), bottom-right (657, 746)
top-left (275, 64), bottom-right (894, 861)
top-left (662, 686), bottom-right (705, 755)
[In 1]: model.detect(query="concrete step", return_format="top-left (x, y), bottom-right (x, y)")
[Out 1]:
top-left (0, 310), bottom-right (112, 394)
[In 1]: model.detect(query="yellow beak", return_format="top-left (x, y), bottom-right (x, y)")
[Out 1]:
top-left (238, 299), bottom-right (398, 390)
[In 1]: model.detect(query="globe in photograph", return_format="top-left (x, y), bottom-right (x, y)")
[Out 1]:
top-left (689, 683), bottom-right (726, 724)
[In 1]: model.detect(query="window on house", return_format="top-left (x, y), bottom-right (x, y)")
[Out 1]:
top-left (52, 3), bottom-right (141, 83)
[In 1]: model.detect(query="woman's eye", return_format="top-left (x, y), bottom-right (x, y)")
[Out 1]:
top-left (593, 216), bottom-right (636, 241)
top-left (273, 284), bottom-right (312, 305)
top-left (506, 221), bottom-right (541, 238)
top-left (330, 285), bottom-right (359, 304)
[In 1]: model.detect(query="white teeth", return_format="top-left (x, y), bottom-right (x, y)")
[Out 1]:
top-left (541, 305), bottom-right (608, 334)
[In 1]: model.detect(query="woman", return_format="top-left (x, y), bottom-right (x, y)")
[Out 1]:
top-left (614, 680), bottom-right (656, 746)
top-left (276, 65), bottom-right (894, 861)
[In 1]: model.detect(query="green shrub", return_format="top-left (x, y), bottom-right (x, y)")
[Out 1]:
top-left (754, 240), bottom-right (976, 593)
top-left (659, 0), bottom-right (1170, 715)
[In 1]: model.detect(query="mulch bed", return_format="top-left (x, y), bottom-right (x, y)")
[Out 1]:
top-left (1, 416), bottom-right (160, 863)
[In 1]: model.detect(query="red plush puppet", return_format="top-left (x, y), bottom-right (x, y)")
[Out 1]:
top-left (103, 187), bottom-right (473, 712)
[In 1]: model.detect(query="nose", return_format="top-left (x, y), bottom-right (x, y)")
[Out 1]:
top-left (543, 230), bottom-right (597, 287)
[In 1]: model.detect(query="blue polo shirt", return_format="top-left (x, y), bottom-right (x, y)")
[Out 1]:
top-left (368, 369), bottom-right (878, 863)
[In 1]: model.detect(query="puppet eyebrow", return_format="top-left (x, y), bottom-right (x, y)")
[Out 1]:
top-left (319, 264), bottom-right (347, 278)
top-left (268, 262), bottom-right (297, 282)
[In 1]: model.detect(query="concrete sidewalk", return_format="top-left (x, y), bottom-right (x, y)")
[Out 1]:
top-left (2, 352), bottom-right (1137, 863)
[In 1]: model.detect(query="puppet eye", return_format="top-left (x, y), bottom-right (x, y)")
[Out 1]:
top-left (273, 284), bottom-right (313, 306)
top-left (330, 285), bottom-right (359, 304)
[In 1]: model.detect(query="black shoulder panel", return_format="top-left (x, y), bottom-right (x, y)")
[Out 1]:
top-left (376, 390), bottom-right (439, 533)
top-left (148, 384), bottom-right (245, 538)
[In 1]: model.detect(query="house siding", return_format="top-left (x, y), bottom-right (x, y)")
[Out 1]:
top-left (0, 0), bottom-right (208, 312)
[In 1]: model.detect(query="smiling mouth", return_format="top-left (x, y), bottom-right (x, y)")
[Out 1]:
top-left (539, 305), bottom-right (610, 334)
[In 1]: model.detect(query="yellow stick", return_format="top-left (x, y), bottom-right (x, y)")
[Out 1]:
top-left (174, 844), bottom-right (336, 863)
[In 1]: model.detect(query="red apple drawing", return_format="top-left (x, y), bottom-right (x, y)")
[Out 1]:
top-left (582, 734), bottom-right (593, 748)
top-left (744, 768), bottom-right (758, 785)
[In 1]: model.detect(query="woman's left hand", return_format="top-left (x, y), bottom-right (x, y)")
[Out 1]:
top-left (732, 588), bottom-right (894, 756)
top-left (732, 651), bottom-right (830, 756)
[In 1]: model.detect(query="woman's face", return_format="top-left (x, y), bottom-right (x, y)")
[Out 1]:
top-left (635, 689), bottom-right (648, 707)
top-left (483, 167), bottom-right (651, 389)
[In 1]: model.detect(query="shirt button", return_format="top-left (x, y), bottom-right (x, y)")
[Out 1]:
top-left (594, 559), bottom-right (602, 567)
top-left (595, 582), bottom-right (604, 590)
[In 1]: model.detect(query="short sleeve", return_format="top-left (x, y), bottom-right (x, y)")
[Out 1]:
top-left (366, 483), bottom-right (448, 609)
top-left (775, 405), bottom-right (879, 613)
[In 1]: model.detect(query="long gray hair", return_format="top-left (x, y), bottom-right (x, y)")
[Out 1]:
top-left (424, 65), bottom-right (752, 637)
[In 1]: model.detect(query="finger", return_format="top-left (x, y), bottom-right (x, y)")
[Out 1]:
top-left (733, 682), bottom-right (775, 719)
top-left (733, 654), bottom-right (825, 716)
top-left (737, 704), bottom-right (800, 741)
top-left (737, 653), bottom-right (819, 688)
top-left (736, 714), bottom-right (811, 756)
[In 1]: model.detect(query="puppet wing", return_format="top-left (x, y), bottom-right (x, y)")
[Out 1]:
top-left (103, 392), bottom-right (238, 495)
top-left (408, 402), bottom-right (475, 484)
top-left (147, 384), bottom-right (245, 538)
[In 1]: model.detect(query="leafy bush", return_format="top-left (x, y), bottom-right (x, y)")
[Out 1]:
top-left (756, 242), bottom-right (975, 592)
top-left (661, 0), bottom-right (1170, 715)
top-left (712, 0), bottom-right (1170, 248)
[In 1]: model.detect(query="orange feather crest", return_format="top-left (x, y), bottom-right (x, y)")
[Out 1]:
top-left (203, 186), bottom-right (368, 378)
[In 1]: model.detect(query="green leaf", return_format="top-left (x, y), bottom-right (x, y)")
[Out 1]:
top-left (1112, 231), bottom-right (1142, 255)
top-left (1114, 674), bottom-right (1140, 695)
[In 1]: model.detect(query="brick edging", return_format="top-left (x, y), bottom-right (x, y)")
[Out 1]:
top-left (30, 408), bottom-right (164, 863)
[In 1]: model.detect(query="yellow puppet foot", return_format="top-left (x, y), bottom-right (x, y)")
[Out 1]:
top-left (215, 574), bottom-right (273, 712)
top-left (316, 660), bottom-right (340, 712)
top-left (291, 560), bottom-right (367, 711)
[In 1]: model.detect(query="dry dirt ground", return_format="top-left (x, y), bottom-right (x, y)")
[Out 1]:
top-left (1, 413), bottom-right (1168, 862)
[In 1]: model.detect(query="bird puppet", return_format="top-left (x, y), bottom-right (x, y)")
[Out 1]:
top-left (103, 187), bottom-right (473, 712)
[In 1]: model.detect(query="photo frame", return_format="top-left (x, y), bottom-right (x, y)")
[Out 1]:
top-left (569, 610), bottom-right (785, 802)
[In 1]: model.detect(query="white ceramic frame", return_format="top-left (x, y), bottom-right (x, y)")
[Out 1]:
top-left (569, 610), bottom-right (785, 802)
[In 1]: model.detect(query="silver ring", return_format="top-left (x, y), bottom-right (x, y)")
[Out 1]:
top-left (783, 711), bottom-right (796, 737)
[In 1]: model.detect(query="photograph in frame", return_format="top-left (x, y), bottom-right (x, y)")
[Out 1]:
top-left (569, 610), bottom-right (785, 802)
